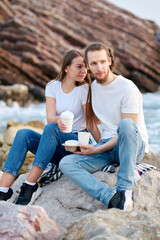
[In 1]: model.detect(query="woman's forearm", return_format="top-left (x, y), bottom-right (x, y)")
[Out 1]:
top-left (95, 135), bottom-right (118, 153)
top-left (47, 116), bottom-right (60, 124)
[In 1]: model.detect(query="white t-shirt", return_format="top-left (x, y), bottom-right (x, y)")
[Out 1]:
top-left (45, 80), bottom-right (89, 133)
top-left (91, 75), bottom-right (149, 152)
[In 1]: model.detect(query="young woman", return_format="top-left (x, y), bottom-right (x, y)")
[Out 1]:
top-left (0, 49), bottom-right (100, 205)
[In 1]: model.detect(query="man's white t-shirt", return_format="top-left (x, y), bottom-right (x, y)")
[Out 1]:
top-left (45, 80), bottom-right (89, 133)
top-left (91, 75), bottom-right (149, 152)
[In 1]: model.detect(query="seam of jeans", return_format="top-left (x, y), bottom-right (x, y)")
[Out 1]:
top-left (2, 167), bottom-right (17, 177)
top-left (15, 145), bottom-right (28, 173)
top-left (33, 162), bottom-right (46, 170)
top-left (137, 140), bottom-right (145, 158)
top-left (26, 138), bottom-right (41, 146)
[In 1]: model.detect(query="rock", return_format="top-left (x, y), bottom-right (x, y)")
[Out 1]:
top-left (1, 157), bottom-right (159, 237)
top-left (0, 120), bottom-right (44, 174)
top-left (33, 169), bottom-right (160, 230)
top-left (0, 0), bottom-right (160, 93)
top-left (0, 133), bottom-right (3, 147)
top-left (6, 120), bottom-right (45, 130)
top-left (0, 201), bottom-right (61, 240)
top-left (0, 84), bottom-right (29, 106)
top-left (134, 170), bottom-right (160, 215)
top-left (142, 151), bottom-right (160, 168)
top-left (58, 209), bottom-right (160, 240)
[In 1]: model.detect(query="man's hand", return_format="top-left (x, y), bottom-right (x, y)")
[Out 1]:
top-left (74, 144), bottom-right (99, 155)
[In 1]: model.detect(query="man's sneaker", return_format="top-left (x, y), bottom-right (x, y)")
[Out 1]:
top-left (39, 163), bottom-right (63, 187)
top-left (15, 182), bottom-right (38, 205)
top-left (108, 190), bottom-right (133, 211)
top-left (0, 188), bottom-right (13, 201)
top-left (42, 163), bottom-right (53, 175)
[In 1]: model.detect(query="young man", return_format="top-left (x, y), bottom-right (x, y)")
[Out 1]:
top-left (59, 42), bottom-right (148, 211)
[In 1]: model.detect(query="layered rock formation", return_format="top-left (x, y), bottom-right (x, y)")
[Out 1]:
top-left (0, 0), bottom-right (160, 94)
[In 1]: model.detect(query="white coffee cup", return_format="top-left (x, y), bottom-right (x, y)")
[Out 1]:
top-left (78, 132), bottom-right (90, 145)
top-left (60, 111), bottom-right (74, 133)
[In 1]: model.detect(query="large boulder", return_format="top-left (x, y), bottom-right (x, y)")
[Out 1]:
top-left (33, 168), bottom-right (160, 230)
top-left (143, 151), bottom-right (160, 168)
top-left (58, 209), bottom-right (160, 239)
top-left (0, 84), bottom-right (28, 106)
top-left (0, 120), bottom-right (45, 173)
top-left (0, 201), bottom-right (61, 240)
top-left (0, 154), bottom-right (159, 237)
top-left (0, 0), bottom-right (160, 93)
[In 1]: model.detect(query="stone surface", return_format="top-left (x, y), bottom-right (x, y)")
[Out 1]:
top-left (1, 154), bottom-right (160, 237)
top-left (0, 84), bottom-right (28, 106)
top-left (0, 120), bottom-right (44, 173)
top-left (0, 0), bottom-right (160, 93)
top-left (0, 133), bottom-right (3, 147)
top-left (143, 151), bottom-right (160, 168)
top-left (33, 168), bottom-right (160, 230)
top-left (0, 201), bottom-right (61, 240)
top-left (58, 209), bottom-right (160, 240)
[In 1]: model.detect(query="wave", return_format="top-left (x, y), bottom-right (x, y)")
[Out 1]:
top-left (0, 91), bottom-right (160, 154)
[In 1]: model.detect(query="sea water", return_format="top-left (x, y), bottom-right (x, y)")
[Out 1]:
top-left (143, 92), bottom-right (160, 153)
top-left (0, 92), bottom-right (160, 154)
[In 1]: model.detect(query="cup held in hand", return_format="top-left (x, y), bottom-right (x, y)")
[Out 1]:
top-left (78, 132), bottom-right (90, 145)
top-left (60, 111), bottom-right (74, 133)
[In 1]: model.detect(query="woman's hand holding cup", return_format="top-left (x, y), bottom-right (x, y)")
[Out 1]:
top-left (59, 111), bottom-right (74, 133)
top-left (57, 117), bottom-right (67, 132)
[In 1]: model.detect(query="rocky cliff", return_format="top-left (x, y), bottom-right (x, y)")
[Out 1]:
top-left (0, 0), bottom-right (160, 94)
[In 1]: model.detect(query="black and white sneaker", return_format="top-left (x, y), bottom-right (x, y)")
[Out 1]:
top-left (108, 190), bottom-right (133, 211)
top-left (39, 163), bottom-right (63, 187)
top-left (0, 188), bottom-right (13, 201)
top-left (15, 182), bottom-right (38, 205)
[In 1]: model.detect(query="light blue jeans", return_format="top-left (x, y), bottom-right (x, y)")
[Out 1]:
top-left (59, 119), bottom-right (145, 207)
top-left (2, 123), bottom-right (82, 177)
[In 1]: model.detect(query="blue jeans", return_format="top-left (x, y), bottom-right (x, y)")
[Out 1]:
top-left (59, 119), bottom-right (145, 207)
top-left (2, 123), bottom-right (82, 177)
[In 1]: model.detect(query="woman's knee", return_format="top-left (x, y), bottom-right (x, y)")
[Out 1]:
top-left (43, 122), bottom-right (59, 135)
top-left (15, 129), bottom-right (33, 141)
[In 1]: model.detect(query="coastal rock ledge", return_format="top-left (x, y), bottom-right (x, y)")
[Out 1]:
top-left (33, 170), bottom-right (160, 231)
top-left (0, 168), bottom-right (160, 239)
